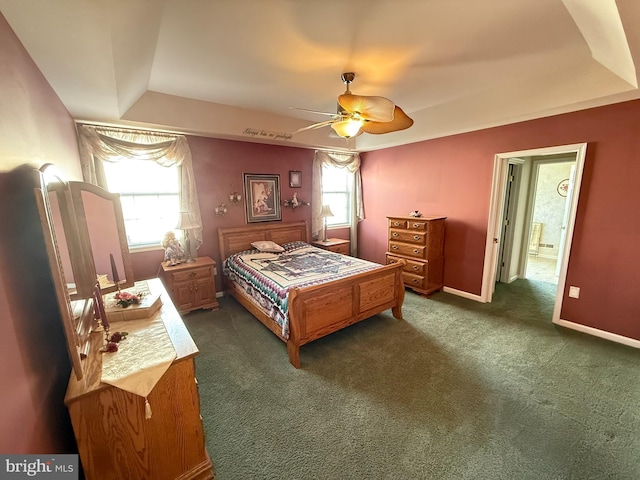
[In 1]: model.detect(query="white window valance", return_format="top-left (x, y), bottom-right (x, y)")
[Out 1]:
top-left (77, 125), bottom-right (203, 248)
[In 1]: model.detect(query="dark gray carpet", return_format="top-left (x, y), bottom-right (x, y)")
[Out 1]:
top-left (183, 280), bottom-right (640, 480)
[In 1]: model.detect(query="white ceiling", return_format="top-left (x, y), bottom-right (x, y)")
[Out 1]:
top-left (2, 0), bottom-right (639, 152)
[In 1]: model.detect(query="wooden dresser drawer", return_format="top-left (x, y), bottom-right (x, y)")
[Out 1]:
top-left (311, 238), bottom-right (350, 256)
top-left (388, 241), bottom-right (426, 259)
top-left (389, 229), bottom-right (426, 245)
top-left (407, 220), bottom-right (428, 231)
top-left (327, 243), bottom-right (350, 255)
top-left (172, 266), bottom-right (211, 283)
top-left (388, 218), bottom-right (408, 229)
top-left (387, 254), bottom-right (425, 276)
top-left (402, 271), bottom-right (427, 290)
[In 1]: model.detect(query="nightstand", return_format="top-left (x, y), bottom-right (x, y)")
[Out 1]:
top-left (311, 238), bottom-right (351, 255)
top-left (159, 256), bottom-right (219, 314)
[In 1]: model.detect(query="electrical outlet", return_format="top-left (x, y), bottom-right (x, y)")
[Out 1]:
top-left (569, 286), bottom-right (580, 298)
top-left (213, 267), bottom-right (217, 276)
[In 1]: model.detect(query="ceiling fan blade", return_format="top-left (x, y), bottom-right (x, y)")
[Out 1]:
top-left (337, 94), bottom-right (395, 122)
top-left (360, 106), bottom-right (414, 135)
top-left (289, 106), bottom-right (339, 117)
top-left (292, 119), bottom-right (336, 135)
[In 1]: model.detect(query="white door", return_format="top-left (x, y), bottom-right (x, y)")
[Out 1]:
top-left (555, 164), bottom-right (576, 277)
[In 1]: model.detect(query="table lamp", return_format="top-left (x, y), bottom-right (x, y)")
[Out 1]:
top-left (176, 211), bottom-right (201, 263)
top-left (319, 204), bottom-right (334, 243)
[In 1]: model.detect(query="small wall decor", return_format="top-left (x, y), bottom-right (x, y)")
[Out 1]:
top-left (289, 170), bottom-right (302, 188)
top-left (229, 192), bottom-right (242, 204)
top-left (215, 203), bottom-right (228, 216)
top-left (557, 179), bottom-right (570, 197)
top-left (243, 173), bottom-right (281, 223)
top-left (283, 192), bottom-right (309, 210)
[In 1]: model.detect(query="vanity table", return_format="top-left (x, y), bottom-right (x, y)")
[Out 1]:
top-left (34, 166), bottom-right (213, 480)
top-left (64, 279), bottom-right (213, 480)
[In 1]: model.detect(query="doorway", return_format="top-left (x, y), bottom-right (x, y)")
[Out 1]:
top-left (481, 143), bottom-right (587, 323)
top-left (523, 159), bottom-right (577, 284)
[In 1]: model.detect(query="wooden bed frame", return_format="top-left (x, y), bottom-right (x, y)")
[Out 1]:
top-left (218, 221), bottom-right (405, 368)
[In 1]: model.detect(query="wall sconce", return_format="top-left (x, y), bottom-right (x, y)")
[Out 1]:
top-left (215, 203), bottom-right (228, 216)
top-left (283, 193), bottom-right (309, 210)
top-left (229, 192), bottom-right (242, 204)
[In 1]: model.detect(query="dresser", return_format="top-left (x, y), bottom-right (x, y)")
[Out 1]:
top-left (386, 216), bottom-right (446, 296)
top-left (311, 238), bottom-right (351, 255)
top-left (64, 279), bottom-right (213, 480)
top-left (160, 257), bottom-right (219, 314)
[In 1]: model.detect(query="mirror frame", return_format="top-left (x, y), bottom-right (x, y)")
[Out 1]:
top-left (35, 166), bottom-right (85, 380)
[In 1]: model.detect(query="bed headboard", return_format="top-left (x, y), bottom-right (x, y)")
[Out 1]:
top-left (218, 221), bottom-right (309, 261)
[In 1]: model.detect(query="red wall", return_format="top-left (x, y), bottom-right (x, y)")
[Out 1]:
top-left (132, 137), bottom-right (316, 288)
top-left (360, 100), bottom-right (640, 341)
top-left (0, 13), bottom-right (80, 454)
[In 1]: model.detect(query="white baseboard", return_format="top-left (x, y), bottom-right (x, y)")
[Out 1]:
top-left (442, 287), bottom-right (640, 349)
top-left (554, 318), bottom-right (640, 349)
top-left (442, 286), bottom-right (484, 303)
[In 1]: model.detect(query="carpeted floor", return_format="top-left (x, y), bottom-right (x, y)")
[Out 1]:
top-left (184, 280), bottom-right (640, 480)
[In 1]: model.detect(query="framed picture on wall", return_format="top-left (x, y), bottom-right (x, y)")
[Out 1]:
top-left (243, 173), bottom-right (282, 223)
top-left (289, 170), bottom-right (302, 188)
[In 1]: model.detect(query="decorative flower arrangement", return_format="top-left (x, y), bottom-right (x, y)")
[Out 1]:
top-left (409, 210), bottom-right (423, 218)
top-left (101, 331), bottom-right (129, 353)
top-left (115, 291), bottom-right (144, 308)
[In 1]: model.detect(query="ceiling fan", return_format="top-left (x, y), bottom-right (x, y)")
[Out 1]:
top-left (292, 72), bottom-right (414, 139)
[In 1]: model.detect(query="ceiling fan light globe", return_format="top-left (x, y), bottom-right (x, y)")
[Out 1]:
top-left (331, 119), bottom-right (363, 138)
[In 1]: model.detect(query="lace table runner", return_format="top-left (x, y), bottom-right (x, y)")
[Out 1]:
top-left (101, 313), bottom-right (176, 419)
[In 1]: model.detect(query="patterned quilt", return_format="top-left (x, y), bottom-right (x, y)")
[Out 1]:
top-left (223, 241), bottom-right (380, 338)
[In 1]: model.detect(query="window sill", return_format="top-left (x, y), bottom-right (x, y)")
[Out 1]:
top-left (129, 245), bottom-right (163, 254)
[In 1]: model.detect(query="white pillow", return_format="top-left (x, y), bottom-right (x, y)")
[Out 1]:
top-left (251, 240), bottom-right (285, 253)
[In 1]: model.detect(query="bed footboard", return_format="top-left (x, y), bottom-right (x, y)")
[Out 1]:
top-left (286, 261), bottom-right (405, 368)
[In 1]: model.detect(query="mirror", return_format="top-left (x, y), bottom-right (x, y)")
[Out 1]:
top-left (69, 181), bottom-right (134, 296)
top-left (41, 167), bottom-right (133, 299)
top-left (37, 164), bottom-right (135, 380)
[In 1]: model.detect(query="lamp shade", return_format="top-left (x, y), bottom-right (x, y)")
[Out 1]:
top-left (331, 119), bottom-right (363, 138)
top-left (319, 204), bottom-right (334, 218)
top-left (176, 211), bottom-right (201, 230)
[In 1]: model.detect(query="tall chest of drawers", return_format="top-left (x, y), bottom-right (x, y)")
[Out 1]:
top-left (386, 216), bottom-right (446, 296)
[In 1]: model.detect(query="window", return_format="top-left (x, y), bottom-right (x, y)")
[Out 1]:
top-left (322, 165), bottom-right (352, 226)
top-left (102, 159), bottom-right (180, 248)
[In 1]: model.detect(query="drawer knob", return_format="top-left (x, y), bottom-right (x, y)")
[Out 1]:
top-left (413, 266), bottom-right (419, 271)
top-left (392, 245), bottom-right (398, 250)
top-left (393, 222), bottom-right (400, 226)
top-left (392, 232), bottom-right (398, 237)
top-left (413, 235), bottom-right (420, 240)
top-left (412, 279), bottom-right (420, 284)
top-left (189, 272), bottom-right (196, 277)
top-left (413, 223), bottom-right (420, 228)
top-left (413, 249), bottom-right (419, 254)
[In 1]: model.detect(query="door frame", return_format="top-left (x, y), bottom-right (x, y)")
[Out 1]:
top-left (496, 158), bottom-right (525, 284)
top-left (481, 143), bottom-right (587, 321)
